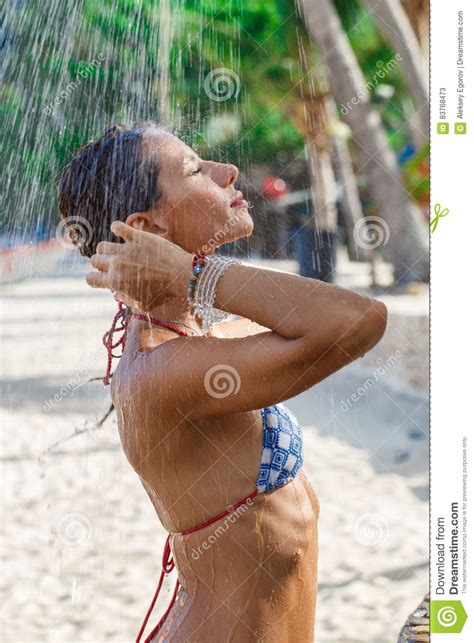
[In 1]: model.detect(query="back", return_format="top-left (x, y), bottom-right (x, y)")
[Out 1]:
top-left (112, 361), bottom-right (264, 533)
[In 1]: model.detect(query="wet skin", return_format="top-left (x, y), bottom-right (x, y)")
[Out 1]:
top-left (112, 320), bottom-right (320, 642)
top-left (87, 127), bottom-right (387, 641)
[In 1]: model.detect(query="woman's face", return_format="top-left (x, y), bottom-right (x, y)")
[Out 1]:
top-left (127, 128), bottom-right (254, 253)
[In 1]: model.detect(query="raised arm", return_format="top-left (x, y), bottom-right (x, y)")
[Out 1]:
top-left (87, 222), bottom-right (387, 420)
top-left (140, 266), bottom-right (385, 419)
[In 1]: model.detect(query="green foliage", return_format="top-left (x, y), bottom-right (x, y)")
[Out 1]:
top-left (335, 0), bottom-right (413, 153)
top-left (1, 0), bottom-right (422, 234)
top-left (403, 142), bottom-right (430, 204)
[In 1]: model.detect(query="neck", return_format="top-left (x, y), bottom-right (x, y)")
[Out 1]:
top-left (128, 294), bottom-right (203, 335)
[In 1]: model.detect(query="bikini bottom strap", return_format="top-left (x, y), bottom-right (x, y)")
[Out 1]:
top-left (136, 488), bottom-right (259, 641)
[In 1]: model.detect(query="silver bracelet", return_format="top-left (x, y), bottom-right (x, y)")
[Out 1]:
top-left (193, 255), bottom-right (241, 333)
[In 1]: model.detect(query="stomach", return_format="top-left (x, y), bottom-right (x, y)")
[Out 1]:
top-left (161, 471), bottom-right (319, 642)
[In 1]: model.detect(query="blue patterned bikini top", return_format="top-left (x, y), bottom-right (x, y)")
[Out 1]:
top-left (256, 402), bottom-right (304, 494)
top-left (135, 401), bottom-right (304, 642)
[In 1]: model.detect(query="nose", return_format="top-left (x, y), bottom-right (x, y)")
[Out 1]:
top-left (205, 161), bottom-right (238, 188)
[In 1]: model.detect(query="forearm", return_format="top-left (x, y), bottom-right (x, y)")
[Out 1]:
top-left (213, 263), bottom-right (324, 338)
top-left (87, 220), bottom-right (386, 359)
top-left (175, 254), bottom-right (328, 340)
top-left (210, 262), bottom-right (387, 352)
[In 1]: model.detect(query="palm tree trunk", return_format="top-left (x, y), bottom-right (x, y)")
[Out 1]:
top-left (303, 93), bottom-right (339, 281)
top-left (298, 0), bottom-right (429, 282)
top-left (305, 98), bottom-right (338, 233)
top-left (401, 0), bottom-right (429, 62)
top-left (327, 98), bottom-right (371, 262)
top-left (282, 68), bottom-right (340, 281)
top-left (360, 0), bottom-right (428, 146)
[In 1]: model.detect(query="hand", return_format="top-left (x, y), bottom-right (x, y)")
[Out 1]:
top-left (86, 221), bottom-right (193, 311)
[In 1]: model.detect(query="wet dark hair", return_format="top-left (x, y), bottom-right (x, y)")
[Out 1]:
top-left (59, 121), bottom-right (162, 257)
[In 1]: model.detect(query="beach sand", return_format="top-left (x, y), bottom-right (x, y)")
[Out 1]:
top-left (0, 258), bottom-right (428, 642)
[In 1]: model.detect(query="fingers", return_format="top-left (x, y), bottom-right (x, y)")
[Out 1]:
top-left (96, 240), bottom-right (124, 254)
top-left (86, 269), bottom-right (132, 294)
top-left (90, 254), bottom-right (110, 271)
top-left (85, 271), bottom-right (112, 289)
top-left (110, 220), bottom-right (137, 242)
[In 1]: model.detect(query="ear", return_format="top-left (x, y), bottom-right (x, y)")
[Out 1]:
top-left (126, 210), bottom-right (169, 237)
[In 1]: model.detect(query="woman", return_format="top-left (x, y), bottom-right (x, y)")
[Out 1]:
top-left (59, 122), bottom-right (387, 642)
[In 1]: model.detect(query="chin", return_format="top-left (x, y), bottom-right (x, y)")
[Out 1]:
top-left (227, 217), bottom-right (254, 244)
top-left (230, 207), bottom-right (254, 235)
top-left (201, 211), bottom-right (254, 253)
top-left (241, 217), bottom-right (254, 237)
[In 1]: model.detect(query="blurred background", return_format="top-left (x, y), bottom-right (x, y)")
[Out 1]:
top-left (0, 1), bottom-right (429, 641)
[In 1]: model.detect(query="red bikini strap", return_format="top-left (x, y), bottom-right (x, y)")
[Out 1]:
top-left (102, 301), bottom-right (190, 387)
top-left (129, 312), bottom-right (190, 336)
top-left (102, 301), bottom-right (131, 386)
top-left (136, 534), bottom-right (177, 643)
top-left (143, 579), bottom-right (180, 643)
top-left (179, 488), bottom-right (259, 536)
top-left (135, 489), bottom-right (259, 642)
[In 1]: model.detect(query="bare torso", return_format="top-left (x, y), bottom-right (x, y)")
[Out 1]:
top-left (112, 322), bottom-right (320, 642)
top-left (84, 134), bottom-right (387, 642)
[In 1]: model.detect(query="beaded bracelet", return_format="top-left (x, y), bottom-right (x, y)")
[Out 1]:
top-left (187, 252), bottom-right (207, 308)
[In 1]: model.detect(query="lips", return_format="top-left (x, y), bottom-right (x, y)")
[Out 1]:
top-left (230, 191), bottom-right (248, 208)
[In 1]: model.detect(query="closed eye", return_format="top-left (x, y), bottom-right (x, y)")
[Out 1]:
top-left (190, 166), bottom-right (202, 175)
